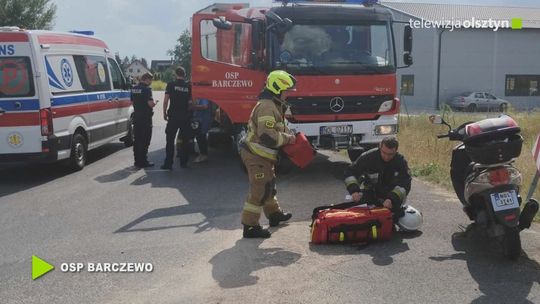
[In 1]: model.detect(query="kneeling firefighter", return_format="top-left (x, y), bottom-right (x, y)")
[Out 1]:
top-left (240, 70), bottom-right (298, 238)
top-left (344, 137), bottom-right (422, 231)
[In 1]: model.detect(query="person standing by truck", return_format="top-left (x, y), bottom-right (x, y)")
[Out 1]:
top-left (191, 98), bottom-right (212, 163)
top-left (161, 67), bottom-right (192, 170)
top-left (240, 70), bottom-right (297, 238)
top-left (131, 72), bottom-right (156, 168)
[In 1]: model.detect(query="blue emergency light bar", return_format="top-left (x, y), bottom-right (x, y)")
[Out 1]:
top-left (69, 30), bottom-right (95, 36)
top-left (274, 0), bottom-right (379, 4)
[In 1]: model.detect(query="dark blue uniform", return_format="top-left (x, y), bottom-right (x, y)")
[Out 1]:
top-left (163, 79), bottom-right (192, 168)
top-left (344, 148), bottom-right (412, 219)
top-left (131, 82), bottom-right (154, 166)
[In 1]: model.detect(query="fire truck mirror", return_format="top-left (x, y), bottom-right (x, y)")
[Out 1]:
top-left (403, 25), bottom-right (413, 53)
top-left (213, 17), bottom-right (232, 30)
top-left (403, 53), bottom-right (413, 66)
top-left (265, 11), bottom-right (293, 33)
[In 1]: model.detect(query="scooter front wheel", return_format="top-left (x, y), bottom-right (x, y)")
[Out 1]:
top-left (502, 226), bottom-right (522, 260)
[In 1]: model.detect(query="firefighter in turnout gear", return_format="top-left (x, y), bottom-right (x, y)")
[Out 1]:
top-left (344, 137), bottom-right (412, 221)
top-left (240, 70), bottom-right (298, 238)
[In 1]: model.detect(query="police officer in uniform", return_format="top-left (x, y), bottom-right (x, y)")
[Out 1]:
top-left (240, 70), bottom-right (297, 238)
top-left (161, 67), bottom-right (192, 170)
top-left (131, 72), bottom-right (156, 168)
top-left (344, 137), bottom-right (412, 221)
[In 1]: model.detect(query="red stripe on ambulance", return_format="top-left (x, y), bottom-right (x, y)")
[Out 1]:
top-left (0, 32), bottom-right (28, 42)
top-left (37, 34), bottom-right (107, 48)
top-left (0, 112), bottom-right (39, 126)
top-left (52, 99), bottom-right (130, 118)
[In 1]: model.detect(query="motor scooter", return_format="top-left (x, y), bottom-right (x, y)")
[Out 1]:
top-left (430, 114), bottom-right (538, 259)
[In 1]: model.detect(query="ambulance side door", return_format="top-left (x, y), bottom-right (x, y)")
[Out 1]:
top-left (107, 57), bottom-right (130, 135)
top-left (73, 54), bottom-right (114, 142)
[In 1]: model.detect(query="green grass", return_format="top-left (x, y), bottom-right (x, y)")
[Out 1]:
top-left (150, 80), bottom-right (167, 91)
top-left (397, 110), bottom-right (540, 220)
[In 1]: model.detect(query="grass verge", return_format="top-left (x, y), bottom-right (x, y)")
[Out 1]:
top-left (150, 80), bottom-right (167, 91)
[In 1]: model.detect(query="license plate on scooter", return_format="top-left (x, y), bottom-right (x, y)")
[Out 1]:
top-left (490, 190), bottom-right (519, 212)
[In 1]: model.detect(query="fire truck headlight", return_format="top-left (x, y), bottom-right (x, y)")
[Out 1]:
top-left (378, 100), bottom-right (394, 112)
top-left (375, 125), bottom-right (396, 135)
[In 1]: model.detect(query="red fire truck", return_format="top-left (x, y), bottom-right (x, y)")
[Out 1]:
top-left (191, 0), bottom-right (412, 160)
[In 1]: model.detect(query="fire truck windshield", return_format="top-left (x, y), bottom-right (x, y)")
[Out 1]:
top-left (270, 22), bottom-right (395, 75)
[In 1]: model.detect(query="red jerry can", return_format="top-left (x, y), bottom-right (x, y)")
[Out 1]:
top-left (282, 132), bottom-right (316, 168)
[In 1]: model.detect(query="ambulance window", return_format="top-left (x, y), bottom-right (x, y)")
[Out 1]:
top-left (200, 20), bottom-right (252, 68)
top-left (0, 57), bottom-right (35, 97)
top-left (108, 58), bottom-right (125, 90)
top-left (74, 55), bottom-right (111, 92)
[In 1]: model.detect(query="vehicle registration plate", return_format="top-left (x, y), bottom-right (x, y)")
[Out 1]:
top-left (490, 190), bottom-right (519, 212)
top-left (320, 125), bottom-right (353, 135)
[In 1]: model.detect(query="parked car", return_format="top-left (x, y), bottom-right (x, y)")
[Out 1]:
top-left (447, 92), bottom-right (510, 112)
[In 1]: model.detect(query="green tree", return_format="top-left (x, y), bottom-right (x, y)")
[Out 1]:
top-left (0, 0), bottom-right (57, 30)
top-left (122, 56), bottom-right (130, 72)
top-left (161, 68), bottom-right (176, 83)
top-left (114, 52), bottom-right (122, 66)
top-left (168, 29), bottom-right (192, 79)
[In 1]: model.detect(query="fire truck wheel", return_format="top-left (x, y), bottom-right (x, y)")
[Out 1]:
top-left (347, 147), bottom-right (365, 163)
top-left (208, 132), bottom-right (231, 148)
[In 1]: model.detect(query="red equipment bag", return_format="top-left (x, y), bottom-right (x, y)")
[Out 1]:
top-left (310, 202), bottom-right (393, 244)
top-left (282, 132), bottom-right (315, 168)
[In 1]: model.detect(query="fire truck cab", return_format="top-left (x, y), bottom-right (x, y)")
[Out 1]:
top-left (191, 0), bottom-right (412, 160)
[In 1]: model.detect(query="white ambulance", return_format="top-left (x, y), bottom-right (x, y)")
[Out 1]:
top-left (0, 27), bottom-right (133, 170)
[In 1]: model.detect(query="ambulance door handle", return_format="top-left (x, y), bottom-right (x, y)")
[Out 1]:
top-left (0, 109), bottom-right (5, 115)
top-left (108, 98), bottom-right (113, 103)
top-left (114, 97), bottom-right (119, 102)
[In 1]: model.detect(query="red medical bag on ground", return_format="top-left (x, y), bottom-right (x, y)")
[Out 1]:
top-left (310, 202), bottom-right (394, 244)
top-left (282, 132), bottom-right (315, 168)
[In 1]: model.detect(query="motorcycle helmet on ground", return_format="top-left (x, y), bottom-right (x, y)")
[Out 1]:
top-left (398, 205), bottom-right (423, 231)
top-left (266, 70), bottom-right (297, 95)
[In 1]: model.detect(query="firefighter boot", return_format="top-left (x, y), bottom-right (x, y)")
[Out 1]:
top-left (243, 225), bottom-right (271, 238)
top-left (268, 211), bottom-right (292, 227)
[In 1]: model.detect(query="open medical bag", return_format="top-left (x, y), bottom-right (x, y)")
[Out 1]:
top-left (310, 202), bottom-right (393, 244)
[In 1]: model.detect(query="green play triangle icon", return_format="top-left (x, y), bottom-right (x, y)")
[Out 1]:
top-left (32, 255), bottom-right (54, 280)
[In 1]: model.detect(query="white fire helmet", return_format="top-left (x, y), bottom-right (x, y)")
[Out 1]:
top-left (398, 205), bottom-right (423, 231)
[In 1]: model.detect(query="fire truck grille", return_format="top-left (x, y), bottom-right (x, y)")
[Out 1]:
top-left (287, 95), bottom-right (393, 115)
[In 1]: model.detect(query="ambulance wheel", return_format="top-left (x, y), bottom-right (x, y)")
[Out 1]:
top-left (123, 116), bottom-right (134, 147)
top-left (68, 133), bottom-right (87, 171)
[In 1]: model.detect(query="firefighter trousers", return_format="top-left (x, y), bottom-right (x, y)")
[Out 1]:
top-left (240, 148), bottom-right (281, 226)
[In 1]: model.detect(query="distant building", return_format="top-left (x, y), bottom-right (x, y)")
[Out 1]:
top-left (125, 60), bottom-right (151, 80)
top-left (381, 2), bottom-right (540, 111)
top-left (151, 60), bottom-right (174, 73)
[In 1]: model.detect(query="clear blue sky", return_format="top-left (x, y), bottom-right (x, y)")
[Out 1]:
top-left (52, 0), bottom-right (539, 63)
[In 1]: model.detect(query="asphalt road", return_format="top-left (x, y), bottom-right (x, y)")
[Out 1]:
top-left (1, 92), bottom-right (539, 304)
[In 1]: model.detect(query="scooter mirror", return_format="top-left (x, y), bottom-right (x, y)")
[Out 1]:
top-left (429, 115), bottom-right (443, 124)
